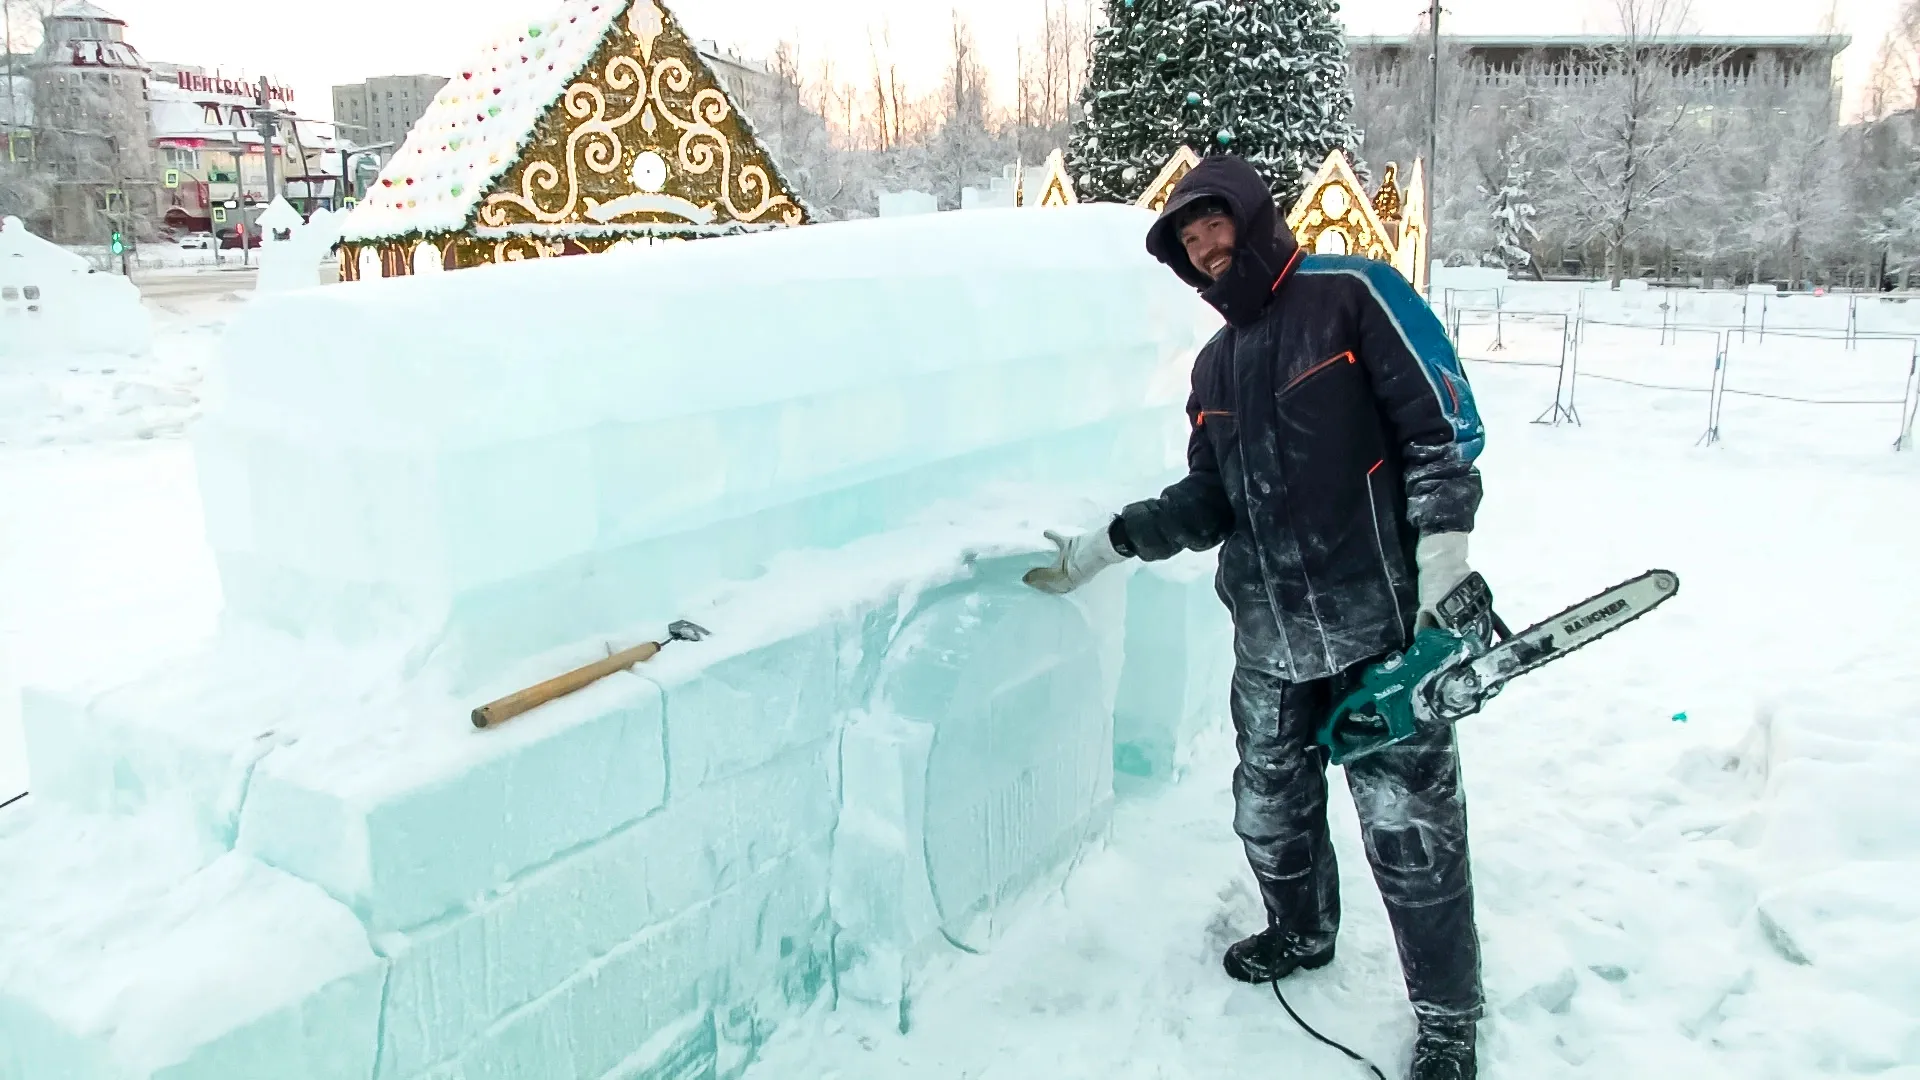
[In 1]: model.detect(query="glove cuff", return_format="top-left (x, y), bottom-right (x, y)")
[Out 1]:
top-left (1082, 522), bottom-right (1126, 571)
top-left (1415, 532), bottom-right (1470, 579)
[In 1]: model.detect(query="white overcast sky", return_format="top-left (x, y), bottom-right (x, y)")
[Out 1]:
top-left (78, 0), bottom-right (1903, 123)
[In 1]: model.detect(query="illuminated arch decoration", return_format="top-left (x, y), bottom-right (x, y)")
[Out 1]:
top-left (1018, 148), bottom-right (1079, 208)
top-left (1389, 159), bottom-right (1429, 295)
top-left (1286, 149), bottom-right (1427, 294)
top-left (337, 0), bottom-right (809, 281)
top-left (1133, 146), bottom-right (1201, 213)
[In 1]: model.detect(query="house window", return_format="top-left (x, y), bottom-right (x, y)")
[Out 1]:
top-left (2, 287), bottom-right (16, 300)
top-left (23, 286), bottom-right (40, 300)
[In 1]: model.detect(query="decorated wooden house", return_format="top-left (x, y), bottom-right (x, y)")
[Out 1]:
top-left (1286, 150), bottom-right (1428, 294)
top-left (338, 0), bottom-right (808, 280)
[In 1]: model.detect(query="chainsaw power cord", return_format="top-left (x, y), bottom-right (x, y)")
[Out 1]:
top-left (1271, 980), bottom-right (1387, 1080)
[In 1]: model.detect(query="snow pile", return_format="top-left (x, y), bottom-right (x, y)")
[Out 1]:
top-left (339, 0), bottom-right (630, 241)
top-left (0, 216), bottom-right (151, 360)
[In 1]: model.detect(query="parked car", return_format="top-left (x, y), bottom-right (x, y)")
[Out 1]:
top-left (179, 234), bottom-right (216, 250)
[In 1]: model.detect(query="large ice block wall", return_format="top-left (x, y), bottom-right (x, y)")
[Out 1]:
top-left (193, 205), bottom-right (1211, 685)
top-left (1, 206), bottom-right (1231, 1079)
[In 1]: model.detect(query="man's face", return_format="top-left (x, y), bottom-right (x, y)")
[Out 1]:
top-left (1180, 212), bottom-right (1237, 282)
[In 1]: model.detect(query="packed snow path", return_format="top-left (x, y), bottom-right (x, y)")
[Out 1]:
top-left (741, 356), bottom-right (1920, 1079)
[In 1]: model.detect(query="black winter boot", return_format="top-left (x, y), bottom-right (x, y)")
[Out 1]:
top-left (1408, 1014), bottom-right (1477, 1080)
top-left (1221, 927), bottom-right (1335, 984)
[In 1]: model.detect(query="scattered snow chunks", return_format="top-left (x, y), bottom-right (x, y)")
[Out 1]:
top-left (1713, 705), bottom-right (1920, 1068)
top-left (1112, 551), bottom-right (1233, 782)
top-left (236, 670), bottom-right (665, 932)
top-left (0, 819), bottom-right (383, 1080)
top-left (206, 205), bottom-right (1215, 687)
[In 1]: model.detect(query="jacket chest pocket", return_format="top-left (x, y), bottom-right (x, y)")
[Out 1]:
top-left (1277, 350), bottom-right (1358, 402)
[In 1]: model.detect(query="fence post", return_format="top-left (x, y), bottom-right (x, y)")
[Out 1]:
top-left (1699, 331), bottom-right (1727, 447)
top-left (1848, 295), bottom-right (1859, 351)
top-left (1492, 290), bottom-right (1506, 351)
top-left (1533, 313), bottom-right (1581, 427)
top-left (1898, 347), bottom-right (1919, 452)
top-left (1759, 292), bottom-right (1769, 344)
top-left (1563, 313), bottom-right (1582, 424)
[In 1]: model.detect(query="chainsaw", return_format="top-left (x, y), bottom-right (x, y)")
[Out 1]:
top-left (1317, 569), bottom-right (1681, 765)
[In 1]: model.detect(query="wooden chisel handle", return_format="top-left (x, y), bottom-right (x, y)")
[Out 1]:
top-left (471, 640), bottom-right (663, 729)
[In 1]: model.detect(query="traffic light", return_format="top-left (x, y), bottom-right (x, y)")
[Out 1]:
top-left (110, 229), bottom-right (125, 255)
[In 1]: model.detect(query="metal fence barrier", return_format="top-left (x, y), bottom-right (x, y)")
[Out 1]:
top-left (1444, 306), bottom-right (1920, 451)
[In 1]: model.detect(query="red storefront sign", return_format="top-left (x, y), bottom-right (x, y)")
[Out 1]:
top-left (176, 71), bottom-right (295, 104)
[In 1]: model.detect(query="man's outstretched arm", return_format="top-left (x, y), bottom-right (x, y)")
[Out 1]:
top-left (1025, 386), bottom-right (1237, 594)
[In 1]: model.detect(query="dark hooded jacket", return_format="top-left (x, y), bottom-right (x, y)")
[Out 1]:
top-left (1117, 156), bottom-right (1485, 681)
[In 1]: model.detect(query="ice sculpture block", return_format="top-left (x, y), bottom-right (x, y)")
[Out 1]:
top-left (195, 204), bottom-right (1213, 686)
top-left (1, 205), bottom-right (1229, 1078)
top-left (1113, 553), bottom-right (1236, 783)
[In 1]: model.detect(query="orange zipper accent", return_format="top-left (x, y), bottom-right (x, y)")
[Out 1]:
top-left (1281, 350), bottom-right (1356, 394)
top-left (1196, 409), bottom-right (1234, 426)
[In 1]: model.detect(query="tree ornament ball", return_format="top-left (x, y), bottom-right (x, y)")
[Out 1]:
top-left (1186, 91), bottom-right (1201, 105)
top-left (1123, 165), bottom-right (1139, 182)
top-left (1156, 52), bottom-right (1169, 63)
top-left (1217, 129), bottom-right (1234, 145)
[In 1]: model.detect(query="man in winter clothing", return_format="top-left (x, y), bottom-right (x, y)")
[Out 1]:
top-left (1024, 155), bottom-right (1485, 1080)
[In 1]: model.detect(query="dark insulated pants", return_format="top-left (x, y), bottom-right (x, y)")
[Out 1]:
top-left (1229, 659), bottom-right (1483, 1020)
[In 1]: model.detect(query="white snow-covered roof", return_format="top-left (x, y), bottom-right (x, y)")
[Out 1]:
top-left (340, 0), bottom-right (629, 242)
top-left (50, 0), bottom-right (125, 22)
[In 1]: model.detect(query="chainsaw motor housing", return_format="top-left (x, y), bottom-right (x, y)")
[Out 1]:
top-left (1317, 572), bottom-right (1497, 766)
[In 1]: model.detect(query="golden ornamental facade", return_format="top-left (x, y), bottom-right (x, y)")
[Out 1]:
top-left (339, 0), bottom-right (807, 281)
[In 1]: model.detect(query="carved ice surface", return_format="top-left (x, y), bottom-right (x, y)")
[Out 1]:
top-left (0, 205), bottom-right (1228, 1079)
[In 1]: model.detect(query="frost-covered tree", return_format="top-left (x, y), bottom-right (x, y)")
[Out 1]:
top-left (1485, 143), bottom-right (1540, 274)
top-left (1069, 0), bottom-right (1358, 206)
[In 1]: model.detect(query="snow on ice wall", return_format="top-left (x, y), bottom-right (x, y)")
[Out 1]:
top-left (1, 206), bottom-right (1231, 1079)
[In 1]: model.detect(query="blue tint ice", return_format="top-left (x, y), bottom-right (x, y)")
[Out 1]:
top-left (0, 205), bottom-right (1228, 1078)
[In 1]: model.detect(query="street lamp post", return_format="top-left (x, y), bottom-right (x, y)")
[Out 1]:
top-left (1426, 0), bottom-right (1442, 296)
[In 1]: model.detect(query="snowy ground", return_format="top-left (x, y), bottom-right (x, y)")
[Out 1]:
top-left (1, 282), bottom-right (1917, 1076)
top-left (740, 315), bottom-right (1920, 1078)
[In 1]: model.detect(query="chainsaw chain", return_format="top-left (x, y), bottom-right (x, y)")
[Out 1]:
top-left (1473, 569), bottom-right (1680, 691)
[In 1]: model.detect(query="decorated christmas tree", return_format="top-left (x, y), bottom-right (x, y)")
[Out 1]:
top-left (1069, 0), bottom-right (1359, 207)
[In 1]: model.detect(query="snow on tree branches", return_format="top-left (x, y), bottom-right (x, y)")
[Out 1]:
top-left (1068, 0), bottom-right (1358, 206)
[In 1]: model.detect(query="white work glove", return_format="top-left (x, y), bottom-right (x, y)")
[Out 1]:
top-left (1023, 526), bottom-right (1128, 595)
top-left (1414, 532), bottom-right (1472, 630)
